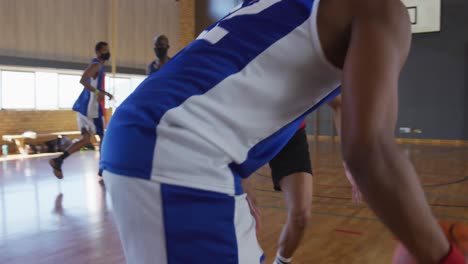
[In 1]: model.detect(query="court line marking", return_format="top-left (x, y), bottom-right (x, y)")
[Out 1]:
top-left (254, 187), bottom-right (468, 208)
top-left (334, 229), bottom-right (363, 235)
top-left (259, 204), bottom-right (381, 222)
top-left (253, 173), bottom-right (468, 203)
top-left (254, 172), bottom-right (468, 188)
top-left (258, 203), bottom-right (468, 222)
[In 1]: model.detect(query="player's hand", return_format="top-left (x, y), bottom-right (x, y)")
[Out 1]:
top-left (242, 178), bottom-right (262, 232)
top-left (350, 185), bottom-right (364, 204)
top-left (343, 162), bottom-right (364, 204)
top-left (246, 194), bottom-right (262, 233)
top-left (106, 92), bottom-right (114, 100)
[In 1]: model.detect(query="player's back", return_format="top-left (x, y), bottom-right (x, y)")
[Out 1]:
top-left (101, 0), bottom-right (341, 195)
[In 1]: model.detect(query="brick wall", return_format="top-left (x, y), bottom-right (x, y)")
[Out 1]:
top-left (0, 109), bottom-right (112, 154)
top-left (178, 1), bottom-right (196, 49)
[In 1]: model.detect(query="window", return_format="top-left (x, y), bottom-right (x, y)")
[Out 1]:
top-left (58, 74), bottom-right (83, 109)
top-left (208, 1), bottom-right (241, 21)
top-left (108, 77), bottom-right (131, 108)
top-left (131, 76), bottom-right (145, 91)
top-left (35, 72), bottom-right (59, 110)
top-left (1, 71), bottom-right (35, 109)
top-left (104, 76), bottom-right (111, 107)
top-left (0, 66), bottom-right (146, 110)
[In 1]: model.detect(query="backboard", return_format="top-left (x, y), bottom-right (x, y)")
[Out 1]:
top-left (402, 0), bottom-right (441, 33)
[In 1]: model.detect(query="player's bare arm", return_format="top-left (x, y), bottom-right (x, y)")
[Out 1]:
top-left (80, 63), bottom-right (113, 100)
top-left (340, 0), bottom-right (449, 262)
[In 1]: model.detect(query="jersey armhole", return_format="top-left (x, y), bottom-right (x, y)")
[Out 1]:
top-left (309, 0), bottom-right (342, 75)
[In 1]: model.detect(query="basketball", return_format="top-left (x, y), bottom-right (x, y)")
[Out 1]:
top-left (440, 222), bottom-right (468, 254)
top-left (392, 222), bottom-right (468, 264)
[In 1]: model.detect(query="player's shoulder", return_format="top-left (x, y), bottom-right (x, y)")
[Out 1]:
top-left (88, 58), bottom-right (101, 69)
top-left (341, 0), bottom-right (410, 42)
top-left (90, 57), bottom-right (101, 64)
top-left (346, 0), bottom-right (411, 56)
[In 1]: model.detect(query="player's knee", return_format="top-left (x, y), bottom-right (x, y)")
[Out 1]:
top-left (82, 134), bottom-right (92, 144)
top-left (288, 207), bottom-right (311, 230)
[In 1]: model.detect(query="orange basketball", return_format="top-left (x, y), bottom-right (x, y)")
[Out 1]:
top-left (440, 222), bottom-right (468, 255)
top-left (392, 222), bottom-right (468, 264)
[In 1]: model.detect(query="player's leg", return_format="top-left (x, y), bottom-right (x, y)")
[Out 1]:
top-left (94, 116), bottom-right (105, 153)
top-left (64, 129), bottom-right (92, 154)
top-left (104, 171), bottom-right (264, 264)
top-left (49, 129), bottom-right (91, 179)
top-left (94, 117), bottom-right (105, 177)
top-left (103, 173), bottom-right (167, 264)
top-left (49, 114), bottom-right (94, 179)
top-left (276, 172), bottom-right (312, 264)
top-left (269, 127), bottom-right (312, 264)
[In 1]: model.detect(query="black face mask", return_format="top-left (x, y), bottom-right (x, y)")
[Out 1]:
top-left (100, 52), bottom-right (111, 61)
top-left (154, 48), bottom-right (168, 59)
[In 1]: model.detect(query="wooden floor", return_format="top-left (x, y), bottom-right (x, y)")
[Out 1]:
top-left (0, 140), bottom-right (467, 263)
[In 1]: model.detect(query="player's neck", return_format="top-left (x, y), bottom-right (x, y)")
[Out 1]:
top-left (157, 56), bottom-right (169, 63)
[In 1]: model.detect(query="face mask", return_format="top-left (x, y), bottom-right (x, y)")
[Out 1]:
top-left (100, 52), bottom-right (111, 61)
top-left (154, 48), bottom-right (168, 59)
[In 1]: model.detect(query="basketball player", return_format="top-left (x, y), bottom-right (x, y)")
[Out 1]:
top-left (264, 95), bottom-right (364, 264)
top-left (101, 1), bottom-right (464, 263)
top-left (146, 35), bottom-right (171, 75)
top-left (49, 42), bottom-right (113, 180)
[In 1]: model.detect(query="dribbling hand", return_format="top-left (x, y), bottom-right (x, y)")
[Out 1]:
top-left (343, 162), bottom-right (364, 204)
top-left (246, 194), bottom-right (262, 233)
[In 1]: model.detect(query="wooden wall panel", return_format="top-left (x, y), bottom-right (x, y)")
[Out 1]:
top-left (178, 1), bottom-right (195, 49)
top-left (0, 0), bottom-right (18, 55)
top-left (14, 0), bottom-right (37, 58)
top-left (35, 0), bottom-right (59, 60)
top-left (116, 0), bottom-right (179, 69)
top-left (0, 0), bottom-right (110, 63)
top-left (116, 0), bottom-right (135, 68)
top-left (0, 0), bottom-right (179, 69)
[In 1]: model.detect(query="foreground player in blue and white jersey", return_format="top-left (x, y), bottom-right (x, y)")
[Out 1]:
top-left (101, 0), bottom-right (464, 263)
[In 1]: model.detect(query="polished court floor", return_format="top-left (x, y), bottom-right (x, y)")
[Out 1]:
top-left (1, 141), bottom-right (467, 263)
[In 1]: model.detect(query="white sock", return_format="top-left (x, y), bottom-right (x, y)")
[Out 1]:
top-left (274, 253), bottom-right (292, 264)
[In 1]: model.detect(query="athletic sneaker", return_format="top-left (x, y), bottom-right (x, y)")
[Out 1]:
top-left (49, 158), bottom-right (64, 179)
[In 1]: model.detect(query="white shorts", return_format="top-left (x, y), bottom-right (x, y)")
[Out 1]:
top-left (103, 171), bottom-right (264, 264)
top-left (77, 113), bottom-right (103, 135)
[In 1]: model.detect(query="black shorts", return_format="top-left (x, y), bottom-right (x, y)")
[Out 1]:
top-left (268, 127), bottom-right (312, 191)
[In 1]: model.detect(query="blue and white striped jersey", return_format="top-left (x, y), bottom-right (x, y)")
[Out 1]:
top-left (73, 58), bottom-right (105, 118)
top-left (101, 0), bottom-right (341, 195)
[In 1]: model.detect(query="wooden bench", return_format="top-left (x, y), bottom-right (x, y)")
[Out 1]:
top-left (2, 131), bottom-right (82, 155)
